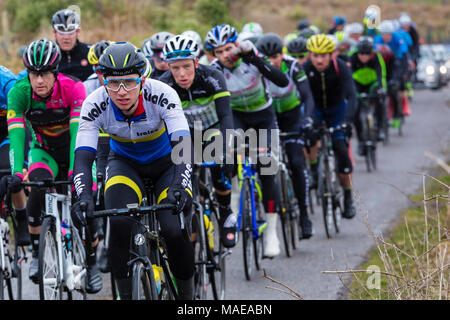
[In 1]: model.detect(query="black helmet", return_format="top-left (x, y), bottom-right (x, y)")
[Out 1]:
top-left (23, 38), bottom-right (61, 73)
top-left (287, 37), bottom-right (308, 55)
top-left (298, 27), bottom-right (317, 40)
top-left (88, 40), bottom-right (114, 65)
top-left (356, 36), bottom-right (374, 54)
top-left (51, 9), bottom-right (80, 34)
top-left (98, 42), bottom-right (148, 77)
top-left (297, 18), bottom-right (310, 31)
top-left (256, 33), bottom-right (283, 56)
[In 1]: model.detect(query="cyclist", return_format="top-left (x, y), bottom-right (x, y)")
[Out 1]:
top-left (256, 33), bottom-right (315, 239)
top-left (206, 24), bottom-right (290, 257)
top-left (71, 42), bottom-right (195, 300)
top-left (159, 34), bottom-right (237, 248)
top-left (0, 65), bottom-right (30, 246)
top-left (328, 15), bottom-right (347, 35)
top-left (142, 31), bottom-right (174, 80)
top-left (51, 8), bottom-right (92, 81)
top-left (349, 36), bottom-right (387, 151)
top-left (84, 40), bottom-right (114, 96)
top-left (302, 34), bottom-right (357, 219)
top-left (6, 39), bottom-right (102, 292)
top-left (287, 37), bottom-right (309, 66)
top-left (399, 13), bottom-right (420, 78)
top-left (374, 20), bottom-right (409, 128)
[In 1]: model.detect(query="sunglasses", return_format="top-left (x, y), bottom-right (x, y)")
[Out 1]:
top-left (165, 49), bottom-right (195, 60)
top-left (103, 77), bottom-right (142, 92)
top-left (53, 23), bottom-right (79, 34)
top-left (290, 52), bottom-right (308, 58)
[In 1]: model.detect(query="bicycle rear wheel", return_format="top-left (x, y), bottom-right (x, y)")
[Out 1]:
top-left (208, 207), bottom-right (226, 300)
top-left (68, 229), bottom-right (87, 300)
top-left (193, 212), bottom-right (208, 300)
top-left (253, 182), bottom-right (264, 271)
top-left (131, 261), bottom-right (157, 300)
top-left (38, 217), bottom-right (63, 300)
top-left (279, 171), bottom-right (293, 257)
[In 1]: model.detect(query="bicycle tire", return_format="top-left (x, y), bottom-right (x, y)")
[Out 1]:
top-left (321, 157), bottom-right (334, 239)
top-left (11, 244), bottom-right (23, 300)
top-left (193, 212), bottom-right (208, 300)
top-left (279, 171), bottom-right (293, 257)
top-left (131, 261), bottom-right (157, 300)
top-left (38, 217), bottom-right (63, 300)
top-left (286, 173), bottom-right (299, 250)
top-left (208, 206), bottom-right (226, 300)
top-left (253, 183), bottom-right (264, 271)
top-left (240, 180), bottom-right (254, 281)
top-left (68, 228), bottom-right (87, 300)
top-left (308, 188), bottom-right (315, 215)
top-left (110, 272), bottom-right (119, 300)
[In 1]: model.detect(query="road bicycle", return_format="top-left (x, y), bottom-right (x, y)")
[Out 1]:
top-left (89, 181), bottom-right (184, 300)
top-left (27, 179), bottom-right (88, 300)
top-left (357, 92), bottom-right (380, 172)
top-left (191, 161), bottom-right (230, 300)
top-left (315, 124), bottom-right (348, 239)
top-left (0, 171), bottom-right (26, 300)
top-left (277, 132), bottom-right (302, 257)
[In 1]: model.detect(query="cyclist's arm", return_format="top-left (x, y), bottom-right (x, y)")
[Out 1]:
top-left (244, 54), bottom-right (289, 87)
top-left (69, 80), bottom-right (87, 177)
top-left (339, 60), bottom-right (357, 122)
top-left (292, 64), bottom-right (315, 118)
top-left (6, 83), bottom-right (27, 178)
top-left (376, 52), bottom-right (388, 91)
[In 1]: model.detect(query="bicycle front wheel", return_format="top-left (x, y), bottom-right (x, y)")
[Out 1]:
top-left (208, 207), bottom-right (226, 300)
top-left (279, 171), bottom-right (293, 257)
top-left (240, 180), bottom-right (254, 281)
top-left (38, 217), bottom-right (63, 300)
top-left (131, 261), bottom-right (157, 300)
top-left (68, 228), bottom-right (87, 300)
top-left (8, 244), bottom-right (23, 300)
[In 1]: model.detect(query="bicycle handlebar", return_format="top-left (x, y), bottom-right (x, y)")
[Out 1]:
top-left (22, 180), bottom-right (72, 188)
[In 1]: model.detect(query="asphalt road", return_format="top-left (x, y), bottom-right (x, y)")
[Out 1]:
top-left (16, 86), bottom-right (450, 300)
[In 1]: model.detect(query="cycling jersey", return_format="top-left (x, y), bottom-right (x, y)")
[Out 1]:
top-left (350, 51), bottom-right (386, 91)
top-left (303, 57), bottom-right (357, 121)
top-left (266, 56), bottom-right (314, 117)
top-left (374, 32), bottom-right (409, 60)
top-left (0, 66), bottom-right (18, 142)
top-left (7, 73), bottom-right (86, 177)
top-left (58, 40), bottom-right (93, 81)
top-left (75, 79), bottom-right (189, 164)
top-left (158, 64), bottom-right (233, 132)
top-left (84, 73), bottom-right (102, 96)
top-left (212, 53), bottom-right (289, 113)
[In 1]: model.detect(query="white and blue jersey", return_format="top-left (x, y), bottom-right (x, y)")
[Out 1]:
top-left (75, 78), bottom-right (190, 165)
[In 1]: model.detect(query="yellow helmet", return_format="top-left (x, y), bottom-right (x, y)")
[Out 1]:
top-left (306, 34), bottom-right (335, 54)
top-left (88, 40), bottom-right (114, 65)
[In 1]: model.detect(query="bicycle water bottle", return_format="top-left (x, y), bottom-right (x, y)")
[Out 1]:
top-left (203, 214), bottom-right (215, 250)
top-left (152, 264), bottom-right (162, 295)
top-left (61, 220), bottom-right (71, 251)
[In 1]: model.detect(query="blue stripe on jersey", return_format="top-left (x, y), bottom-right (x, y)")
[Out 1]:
top-left (75, 146), bottom-right (97, 155)
top-left (109, 130), bottom-right (173, 164)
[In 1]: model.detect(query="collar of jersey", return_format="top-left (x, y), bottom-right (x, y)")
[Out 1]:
top-left (111, 94), bottom-right (146, 122)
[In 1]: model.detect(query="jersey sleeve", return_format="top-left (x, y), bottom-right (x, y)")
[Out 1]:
top-left (75, 93), bottom-right (102, 155)
top-left (6, 82), bottom-right (28, 177)
top-left (68, 80), bottom-right (87, 176)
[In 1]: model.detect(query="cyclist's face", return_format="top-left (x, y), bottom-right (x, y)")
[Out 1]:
top-left (268, 53), bottom-right (283, 69)
top-left (382, 33), bottom-right (392, 43)
top-left (28, 71), bottom-right (56, 98)
top-left (310, 52), bottom-right (331, 72)
top-left (104, 74), bottom-right (143, 115)
top-left (169, 59), bottom-right (198, 89)
top-left (53, 29), bottom-right (79, 52)
top-left (214, 43), bottom-right (236, 68)
top-left (152, 53), bottom-right (169, 71)
top-left (357, 52), bottom-right (372, 64)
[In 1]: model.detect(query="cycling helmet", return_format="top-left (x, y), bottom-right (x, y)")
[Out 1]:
top-left (237, 31), bottom-right (259, 45)
top-left (241, 22), bottom-right (263, 38)
top-left (51, 9), bottom-right (80, 34)
top-left (344, 23), bottom-right (364, 35)
top-left (378, 20), bottom-right (395, 34)
top-left (23, 38), bottom-right (61, 73)
top-left (88, 40), bottom-right (114, 65)
top-left (297, 18), bottom-right (310, 31)
top-left (399, 14), bottom-right (412, 26)
top-left (98, 42), bottom-right (149, 77)
top-left (306, 34), bottom-right (335, 54)
top-left (298, 27), bottom-right (318, 40)
top-left (364, 5), bottom-right (380, 28)
top-left (181, 30), bottom-right (203, 50)
top-left (333, 15), bottom-right (347, 26)
top-left (356, 36), bottom-right (374, 54)
top-left (163, 35), bottom-right (200, 61)
top-left (287, 36), bottom-right (308, 55)
top-left (204, 24), bottom-right (238, 51)
top-left (256, 33), bottom-right (283, 57)
top-left (149, 32), bottom-right (175, 52)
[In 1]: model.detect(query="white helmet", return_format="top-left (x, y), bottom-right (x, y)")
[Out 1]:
top-left (378, 20), bottom-right (395, 34)
top-left (365, 6), bottom-right (379, 20)
top-left (399, 14), bottom-right (412, 26)
top-left (344, 23), bottom-right (364, 35)
top-left (181, 30), bottom-right (203, 50)
top-left (237, 31), bottom-right (259, 44)
top-left (241, 22), bottom-right (263, 38)
top-left (163, 34), bottom-right (200, 61)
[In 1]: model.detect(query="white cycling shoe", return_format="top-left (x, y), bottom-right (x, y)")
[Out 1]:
top-left (263, 213), bottom-right (280, 258)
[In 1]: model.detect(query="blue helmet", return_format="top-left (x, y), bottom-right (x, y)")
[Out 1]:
top-left (333, 15), bottom-right (347, 26)
top-left (204, 24), bottom-right (238, 51)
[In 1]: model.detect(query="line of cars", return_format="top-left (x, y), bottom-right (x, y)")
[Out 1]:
top-left (416, 43), bottom-right (450, 90)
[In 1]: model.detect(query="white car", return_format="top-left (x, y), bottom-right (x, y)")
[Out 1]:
top-left (417, 45), bottom-right (447, 89)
